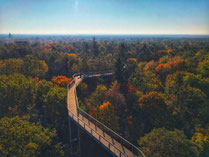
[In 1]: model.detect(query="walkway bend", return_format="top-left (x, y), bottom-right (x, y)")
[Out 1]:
top-left (67, 71), bottom-right (145, 157)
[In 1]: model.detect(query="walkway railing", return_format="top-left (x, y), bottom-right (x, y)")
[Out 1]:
top-left (68, 107), bottom-right (127, 157)
top-left (78, 109), bottom-right (144, 157)
top-left (67, 71), bottom-right (145, 157)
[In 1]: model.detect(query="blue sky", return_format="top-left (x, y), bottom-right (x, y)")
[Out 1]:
top-left (0, 0), bottom-right (209, 34)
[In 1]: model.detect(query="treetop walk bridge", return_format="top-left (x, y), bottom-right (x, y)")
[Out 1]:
top-left (67, 71), bottom-right (145, 157)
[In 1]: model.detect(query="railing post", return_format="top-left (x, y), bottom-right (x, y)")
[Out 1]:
top-left (68, 117), bottom-right (72, 154)
top-left (77, 124), bottom-right (81, 157)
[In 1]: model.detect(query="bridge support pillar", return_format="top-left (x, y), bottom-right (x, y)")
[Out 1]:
top-left (68, 116), bottom-right (81, 157)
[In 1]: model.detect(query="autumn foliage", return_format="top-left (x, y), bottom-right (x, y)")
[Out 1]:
top-left (99, 101), bottom-right (111, 110)
top-left (95, 101), bottom-right (119, 131)
top-left (155, 58), bottom-right (185, 73)
top-left (143, 60), bottom-right (157, 72)
top-left (52, 76), bottom-right (72, 87)
top-left (158, 49), bottom-right (172, 53)
top-left (68, 53), bottom-right (77, 58)
top-left (139, 91), bottom-right (166, 112)
top-left (128, 58), bottom-right (137, 63)
top-left (128, 83), bottom-right (137, 93)
top-left (155, 64), bottom-right (166, 73)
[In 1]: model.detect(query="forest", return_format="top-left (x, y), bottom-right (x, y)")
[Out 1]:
top-left (0, 36), bottom-right (209, 157)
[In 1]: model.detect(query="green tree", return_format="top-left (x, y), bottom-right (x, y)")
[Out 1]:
top-left (91, 84), bottom-right (107, 105)
top-left (0, 58), bottom-right (24, 75)
top-left (105, 81), bottom-right (126, 113)
top-left (138, 128), bottom-right (198, 157)
top-left (34, 80), bottom-right (53, 121)
top-left (139, 92), bottom-right (168, 131)
top-left (197, 60), bottom-right (209, 77)
top-left (92, 37), bottom-right (99, 56)
top-left (42, 87), bottom-right (68, 142)
top-left (115, 43), bottom-right (128, 83)
top-left (128, 62), bottom-right (148, 93)
top-left (0, 74), bottom-right (37, 117)
top-left (0, 116), bottom-right (65, 157)
top-left (95, 102), bottom-right (119, 132)
top-left (22, 55), bottom-right (48, 78)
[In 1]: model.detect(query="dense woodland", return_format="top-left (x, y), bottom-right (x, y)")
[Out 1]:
top-left (0, 36), bottom-right (209, 157)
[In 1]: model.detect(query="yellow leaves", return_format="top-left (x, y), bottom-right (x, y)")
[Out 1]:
top-left (143, 60), bottom-right (156, 72)
top-left (96, 84), bottom-right (107, 92)
top-left (81, 83), bottom-right (88, 89)
top-left (110, 80), bottom-right (119, 91)
top-left (192, 127), bottom-right (209, 151)
top-left (128, 58), bottom-right (137, 63)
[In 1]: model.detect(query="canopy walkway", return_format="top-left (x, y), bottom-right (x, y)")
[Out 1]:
top-left (67, 71), bottom-right (145, 157)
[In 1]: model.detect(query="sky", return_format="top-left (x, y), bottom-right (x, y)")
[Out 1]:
top-left (0, 0), bottom-right (209, 35)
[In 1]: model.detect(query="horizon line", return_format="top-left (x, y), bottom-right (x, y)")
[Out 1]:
top-left (1, 33), bottom-right (209, 36)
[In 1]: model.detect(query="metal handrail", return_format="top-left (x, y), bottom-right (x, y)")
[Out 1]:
top-left (68, 77), bottom-right (127, 157)
top-left (72, 70), bottom-right (114, 79)
top-left (78, 109), bottom-right (144, 157)
top-left (67, 72), bottom-right (145, 157)
top-left (68, 108), bottom-right (127, 157)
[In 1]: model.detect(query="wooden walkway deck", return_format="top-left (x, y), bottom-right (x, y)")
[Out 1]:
top-left (67, 73), bottom-right (145, 157)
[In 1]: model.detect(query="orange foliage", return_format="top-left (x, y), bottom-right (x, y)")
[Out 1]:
top-left (68, 53), bottom-right (77, 58)
top-left (156, 58), bottom-right (184, 73)
top-left (158, 49), bottom-right (172, 53)
top-left (52, 76), bottom-right (72, 87)
top-left (128, 58), bottom-right (137, 63)
top-left (155, 64), bottom-right (166, 73)
top-left (109, 81), bottom-right (119, 92)
top-left (166, 58), bottom-right (184, 71)
top-left (107, 53), bottom-right (112, 57)
top-left (99, 101), bottom-right (111, 110)
top-left (139, 91), bottom-right (166, 109)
